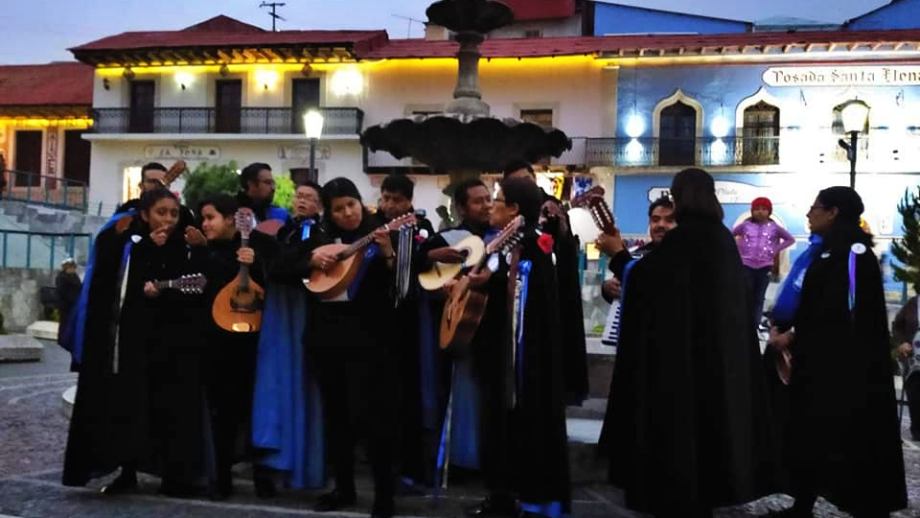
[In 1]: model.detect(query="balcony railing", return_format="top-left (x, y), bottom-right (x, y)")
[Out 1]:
top-left (2, 170), bottom-right (88, 211)
top-left (583, 134), bottom-right (902, 169)
top-left (585, 137), bottom-right (783, 168)
top-left (92, 107), bottom-right (364, 135)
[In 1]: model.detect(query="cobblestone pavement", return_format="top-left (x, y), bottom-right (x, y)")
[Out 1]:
top-left (0, 342), bottom-right (917, 517)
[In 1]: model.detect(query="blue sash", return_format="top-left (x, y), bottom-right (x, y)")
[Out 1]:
top-left (771, 235), bottom-right (823, 328)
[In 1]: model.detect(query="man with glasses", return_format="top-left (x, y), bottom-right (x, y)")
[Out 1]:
top-left (236, 162), bottom-right (288, 224)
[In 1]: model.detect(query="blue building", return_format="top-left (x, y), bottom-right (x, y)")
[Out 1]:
top-left (588, 22), bottom-right (920, 301)
top-left (846, 0), bottom-right (920, 31)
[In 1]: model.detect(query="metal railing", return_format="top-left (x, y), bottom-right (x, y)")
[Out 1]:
top-left (93, 107), bottom-right (365, 135)
top-left (0, 230), bottom-right (91, 270)
top-left (1, 170), bottom-right (88, 211)
top-left (585, 137), bottom-right (783, 168)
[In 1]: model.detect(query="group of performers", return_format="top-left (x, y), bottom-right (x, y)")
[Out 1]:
top-left (60, 160), bottom-right (909, 518)
top-left (60, 161), bottom-right (587, 518)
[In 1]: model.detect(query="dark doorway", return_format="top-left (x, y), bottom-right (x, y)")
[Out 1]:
top-left (14, 130), bottom-right (42, 186)
top-left (216, 80), bottom-right (242, 133)
top-left (129, 80), bottom-right (155, 133)
top-left (658, 101), bottom-right (697, 166)
top-left (63, 130), bottom-right (91, 185)
top-left (291, 78), bottom-right (321, 133)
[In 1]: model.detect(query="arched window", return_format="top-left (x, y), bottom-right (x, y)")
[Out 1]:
top-left (658, 101), bottom-right (697, 166)
top-left (742, 101), bottom-right (780, 165)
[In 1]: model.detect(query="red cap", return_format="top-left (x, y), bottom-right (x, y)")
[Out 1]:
top-left (751, 197), bottom-right (772, 214)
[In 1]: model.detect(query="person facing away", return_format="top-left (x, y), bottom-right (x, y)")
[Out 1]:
top-left (235, 162), bottom-right (289, 224)
top-left (55, 258), bottom-right (82, 346)
top-left (601, 168), bottom-right (776, 518)
top-left (595, 195), bottom-right (676, 303)
top-left (733, 196), bottom-right (795, 329)
top-left (893, 292), bottom-right (920, 442)
top-left (503, 162), bottom-right (589, 406)
top-left (766, 186), bottom-right (907, 518)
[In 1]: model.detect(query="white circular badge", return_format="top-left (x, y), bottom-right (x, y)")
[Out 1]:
top-left (851, 243), bottom-right (867, 255)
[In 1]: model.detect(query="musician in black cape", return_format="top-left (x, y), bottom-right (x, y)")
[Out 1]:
top-left (63, 188), bottom-right (209, 495)
top-left (188, 194), bottom-right (276, 499)
top-left (504, 163), bottom-right (588, 405)
top-left (306, 177), bottom-right (398, 518)
top-left (466, 176), bottom-right (570, 517)
top-left (766, 186), bottom-right (906, 517)
top-left (372, 174), bottom-right (435, 487)
top-left (600, 168), bottom-right (775, 517)
top-left (115, 162), bottom-right (195, 227)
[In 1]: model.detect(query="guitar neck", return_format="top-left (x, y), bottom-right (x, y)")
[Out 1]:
top-left (239, 235), bottom-right (251, 289)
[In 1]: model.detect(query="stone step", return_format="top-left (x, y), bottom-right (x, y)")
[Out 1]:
top-left (26, 320), bottom-right (58, 341)
top-left (0, 334), bottom-right (44, 362)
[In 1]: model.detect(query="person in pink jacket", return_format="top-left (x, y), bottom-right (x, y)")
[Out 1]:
top-left (733, 197), bottom-right (795, 330)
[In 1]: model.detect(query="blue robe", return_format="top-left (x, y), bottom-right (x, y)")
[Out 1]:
top-left (251, 248), bottom-right (325, 490)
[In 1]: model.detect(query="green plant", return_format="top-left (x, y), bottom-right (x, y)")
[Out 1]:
top-left (892, 187), bottom-right (920, 293)
top-left (182, 161), bottom-right (240, 211)
top-left (273, 175), bottom-right (295, 211)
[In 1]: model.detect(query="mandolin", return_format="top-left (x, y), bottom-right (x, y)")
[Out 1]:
top-left (212, 208), bottom-right (265, 333)
top-left (115, 160), bottom-right (188, 234)
top-left (570, 185), bottom-right (616, 235)
top-left (153, 273), bottom-right (207, 294)
top-left (304, 213), bottom-right (417, 300)
top-left (417, 235), bottom-right (486, 292)
top-left (439, 216), bottom-right (524, 353)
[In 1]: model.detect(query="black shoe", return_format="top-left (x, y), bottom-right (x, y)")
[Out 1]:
top-left (465, 496), bottom-right (517, 517)
top-left (371, 500), bottom-right (395, 518)
top-left (314, 489), bottom-right (358, 512)
top-left (254, 476), bottom-right (276, 499)
top-left (99, 472), bottom-right (137, 496)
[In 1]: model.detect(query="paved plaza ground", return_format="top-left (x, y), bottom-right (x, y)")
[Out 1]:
top-left (0, 341), bottom-right (917, 517)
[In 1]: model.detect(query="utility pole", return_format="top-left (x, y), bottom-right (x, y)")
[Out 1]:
top-left (259, 2), bottom-right (286, 32)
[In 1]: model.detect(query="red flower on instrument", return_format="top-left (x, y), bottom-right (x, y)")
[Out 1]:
top-left (537, 233), bottom-right (554, 254)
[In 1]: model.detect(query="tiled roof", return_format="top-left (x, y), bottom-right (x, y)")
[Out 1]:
top-left (500, 0), bottom-right (577, 21)
top-left (0, 62), bottom-right (93, 107)
top-left (363, 28), bottom-right (920, 59)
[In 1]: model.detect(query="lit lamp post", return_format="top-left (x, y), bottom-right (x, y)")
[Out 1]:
top-left (303, 109), bottom-right (325, 183)
top-left (837, 100), bottom-right (870, 190)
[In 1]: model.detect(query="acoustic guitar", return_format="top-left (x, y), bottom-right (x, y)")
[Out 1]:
top-left (115, 160), bottom-right (187, 234)
top-left (153, 273), bottom-right (207, 294)
top-left (439, 216), bottom-right (524, 353)
top-left (570, 185), bottom-right (616, 235)
top-left (417, 235), bottom-right (486, 291)
top-left (304, 213), bottom-right (417, 300)
top-left (212, 208), bottom-right (265, 333)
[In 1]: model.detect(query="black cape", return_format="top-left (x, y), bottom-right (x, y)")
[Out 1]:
top-left (786, 238), bottom-right (907, 513)
top-left (599, 214), bottom-right (776, 513)
top-left (541, 195), bottom-right (588, 404)
top-left (508, 231), bottom-right (571, 507)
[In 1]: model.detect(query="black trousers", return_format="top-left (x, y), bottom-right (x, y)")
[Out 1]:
top-left (907, 373), bottom-right (920, 440)
top-left (311, 347), bottom-right (395, 505)
top-left (207, 337), bottom-right (257, 490)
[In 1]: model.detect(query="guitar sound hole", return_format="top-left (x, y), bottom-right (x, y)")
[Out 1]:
top-left (231, 288), bottom-right (263, 313)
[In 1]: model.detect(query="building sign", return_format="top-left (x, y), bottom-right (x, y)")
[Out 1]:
top-left (648, 181), bottom-right (773, 205)
top-left (278, 144), bottom-right (332, 161)
top-left (144, 145), bottom-right (220, 160)
top-left (763, 66), bottom-right (920, 87)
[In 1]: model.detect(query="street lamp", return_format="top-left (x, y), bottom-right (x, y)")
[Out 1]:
top-left (303, 109), bottom-right (325, 183)
top-left (837, 100), bottom-right (869, 189)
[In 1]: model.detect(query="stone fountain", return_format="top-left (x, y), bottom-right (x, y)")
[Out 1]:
top-left (361, 0), bottom-right (572, 173)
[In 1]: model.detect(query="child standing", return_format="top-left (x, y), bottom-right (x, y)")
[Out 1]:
top-left (733, 197), bottom-right (795, 329)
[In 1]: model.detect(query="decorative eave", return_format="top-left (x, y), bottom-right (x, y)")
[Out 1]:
top-left (71, 44), bottom-right (365, 67)
top-left (0, 104), bottom-right (92, 119)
